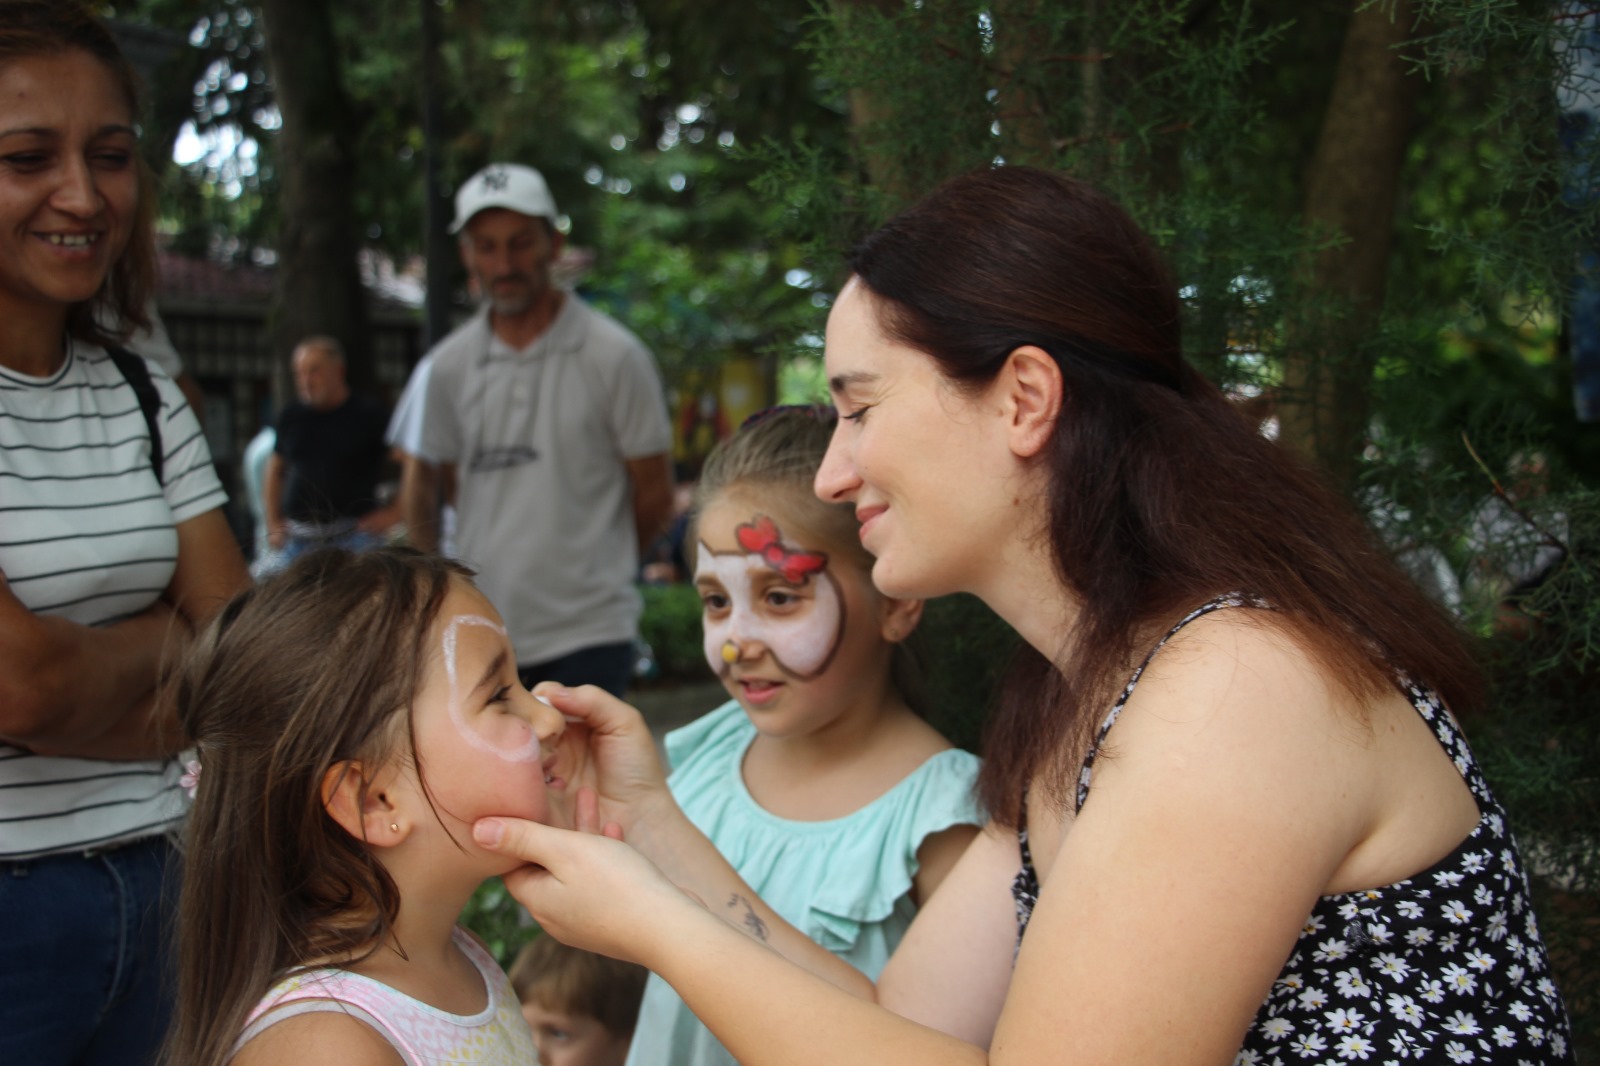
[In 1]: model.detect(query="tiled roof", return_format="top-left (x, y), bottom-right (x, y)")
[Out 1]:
top-left (155, 248), bottom-right (277, 309)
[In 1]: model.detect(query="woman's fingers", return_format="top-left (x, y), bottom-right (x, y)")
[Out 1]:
top-left (474, 814), bottom-right (560, 865)
top-left (531, 682), bottom-right (645, 735)
top-left (530, 683), bottom-right (672, 829)
top-left (476, 816), bottom-right (679, 963)
top-left (575, 787), bottom-right (628, 840)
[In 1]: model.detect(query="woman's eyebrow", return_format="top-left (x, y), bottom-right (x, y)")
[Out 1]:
top-left (0, 123), bottom-right (137, 139)
top-left (828, 370), bottom-right (879, 396)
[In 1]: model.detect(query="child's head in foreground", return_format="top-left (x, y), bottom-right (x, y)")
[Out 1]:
top-left (510, 934), bottom-right (648, 1066)
top-left (692, 405), bottom-right (925, 721)
top-left (165, 547), bottom-right (572, 1066)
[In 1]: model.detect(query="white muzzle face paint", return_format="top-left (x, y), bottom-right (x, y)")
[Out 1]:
top-left (441, 613), bottom-right (542, 763)
top-left (695, 516), bottom-right (845, 680)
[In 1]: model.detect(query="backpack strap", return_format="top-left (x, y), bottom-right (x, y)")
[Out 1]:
top-left (106, 346), bottom-right (164, 484)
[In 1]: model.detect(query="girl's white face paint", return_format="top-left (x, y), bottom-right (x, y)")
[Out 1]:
top-left (441, 613), bottom-right (542, 763)
top-left (695, 527), bottom-right (845, 680)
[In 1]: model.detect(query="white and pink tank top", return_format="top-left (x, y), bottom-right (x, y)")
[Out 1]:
top-left (234, 927), bottom-right (534, 1065)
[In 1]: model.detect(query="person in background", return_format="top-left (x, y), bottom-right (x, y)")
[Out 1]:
top-left (240, 423), bottom-right (277, 572)
top-left (510, 934), bottom-right (648, 1066)
top-left (121, 297), bottom-right (206, 419)
top-left (387, 349), bottom-right (458, 555)
top-left (398, 162), bottom-right (673, 697)
top-left (0, 3), bottom-right (248, 1062)
top-left (261, 335), bottom-right (398, 569)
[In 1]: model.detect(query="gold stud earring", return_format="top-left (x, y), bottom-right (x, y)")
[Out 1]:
top-left (390, 822), bottom-right (399, 833)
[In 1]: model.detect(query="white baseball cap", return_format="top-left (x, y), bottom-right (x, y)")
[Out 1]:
top-left (449, 163), bottom-right (559, 233)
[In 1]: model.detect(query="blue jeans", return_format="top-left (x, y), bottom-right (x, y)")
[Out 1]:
top-left (518, 640), bottom-right (636, 698)
top-left (0, 836), bottom-right (177, 1066)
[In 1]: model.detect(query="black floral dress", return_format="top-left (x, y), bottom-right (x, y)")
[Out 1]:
top-left (1012, 597), bottom-right (1576, 1065)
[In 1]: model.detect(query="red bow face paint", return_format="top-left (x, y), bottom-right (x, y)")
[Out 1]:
top-left (735, 515), bottom-right (829, 584)
top-left (695, 513), bottom-right (846, 681)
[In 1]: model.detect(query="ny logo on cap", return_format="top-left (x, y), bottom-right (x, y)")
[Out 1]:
top-left (481, 167), bottom-right (510, 192)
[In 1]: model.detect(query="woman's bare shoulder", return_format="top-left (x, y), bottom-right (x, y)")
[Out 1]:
top-left (1131, 605), bottom-right (1363, 730)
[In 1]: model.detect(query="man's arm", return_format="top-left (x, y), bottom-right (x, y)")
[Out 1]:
top-left (400, 454), bottom-right (452, 554)
top-left (625, 452), bottom-right (674, 553)
top-left (263, 452), bottom-right (287, 549)
top-left (357, 447), bottom-right (407, 537)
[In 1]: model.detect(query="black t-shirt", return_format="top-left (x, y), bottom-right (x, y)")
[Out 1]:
top-left (274, 393), bottom-right (389, 523)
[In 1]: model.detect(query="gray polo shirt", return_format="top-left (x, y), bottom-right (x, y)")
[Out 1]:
top-left (418, 296), bottom-right (671, 664)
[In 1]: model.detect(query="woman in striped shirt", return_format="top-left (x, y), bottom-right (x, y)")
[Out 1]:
top-left (0, 4), bottom-right (247, 1063)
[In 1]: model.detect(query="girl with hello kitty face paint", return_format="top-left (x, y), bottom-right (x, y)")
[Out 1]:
top-left (621, 407), bottom-right (986, 1066)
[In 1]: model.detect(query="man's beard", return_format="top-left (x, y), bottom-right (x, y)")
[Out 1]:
top-left (486, 274), bottom-right (543, 317)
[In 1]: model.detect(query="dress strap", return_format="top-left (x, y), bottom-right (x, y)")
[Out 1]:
top-left (1011, 796), bottom-right (1040, 942)
top-left (1074, 593), bottom-right (1259, 812)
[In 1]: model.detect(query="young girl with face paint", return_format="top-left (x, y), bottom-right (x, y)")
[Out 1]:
top-left (161, 548), bottom-right (577, 1066)
top-left (623, 406), bottom-right (985, 1066)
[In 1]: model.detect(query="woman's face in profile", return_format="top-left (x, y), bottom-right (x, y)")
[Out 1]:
top-left (815, 278), bottom-right (1019, 602)
top-left (0, 48), bottom-right (138, 317)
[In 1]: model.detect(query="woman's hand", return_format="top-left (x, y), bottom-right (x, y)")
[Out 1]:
top-left (475, 815), bottom-right (701, 966)
top-left (530, 683), bottom-right (678, 841)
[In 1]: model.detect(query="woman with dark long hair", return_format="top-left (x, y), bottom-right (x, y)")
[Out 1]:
top-left (476, 166), bottom-right (1574, 1065)
top-left (0, 3), bottom-right (247, 1062)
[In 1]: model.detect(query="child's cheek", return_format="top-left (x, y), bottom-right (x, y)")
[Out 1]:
top-left (477, 715), bottom-right (538, 757)
top-left (455, 710), bottom-right (542, 763)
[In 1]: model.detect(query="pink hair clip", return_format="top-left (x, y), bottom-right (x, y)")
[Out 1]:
top-left (180, 758), bottom-right (201, 800)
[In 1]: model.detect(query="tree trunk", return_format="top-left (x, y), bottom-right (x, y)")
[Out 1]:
top-left (831, 0), bottom-right (918, 204)
top-left (258, 0), bottom-right (373, 391)
top-left (1277, 0), bottom-right (1420, 493)
top-left (990, 0), bottom-right (1056, 167)
top-left (420, 0), bottom-right (453, 352)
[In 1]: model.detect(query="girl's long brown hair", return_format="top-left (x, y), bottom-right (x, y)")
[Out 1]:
top-left (161, 549), bottom-right (471, 1066)
top-left (848, 166), bottom-right (1481, 825)
top-left (0, 0), bottom-right (156, 345)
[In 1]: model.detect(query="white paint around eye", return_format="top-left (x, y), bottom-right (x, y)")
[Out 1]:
top-left (441, 613), bottom-right (542, 763)
top-left (695, 541), bottom-right (844, 680)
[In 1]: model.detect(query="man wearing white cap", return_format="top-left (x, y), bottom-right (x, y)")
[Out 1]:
top-left (397, 162), bottom-right (673, 696)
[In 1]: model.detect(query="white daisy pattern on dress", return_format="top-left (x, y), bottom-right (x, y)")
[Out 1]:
top-left (1012, 598), bottom-right (1577, 1066)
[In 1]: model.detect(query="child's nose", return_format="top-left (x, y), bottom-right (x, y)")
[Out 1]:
top-left (727, 636), bottom-right (769, 663)
top-left (517, 687), bottom-right (566, 746)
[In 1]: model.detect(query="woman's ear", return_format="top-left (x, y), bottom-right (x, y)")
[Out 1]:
top-left (320, 760), bottom-right (407, 847)
top-left (998, 345), bottom-right (1063, 459)
top-left (879, 595), bottom-right (925, 644)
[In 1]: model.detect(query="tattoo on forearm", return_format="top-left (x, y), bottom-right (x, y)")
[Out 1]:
top-left (726, 893), bottom-right (769, 942)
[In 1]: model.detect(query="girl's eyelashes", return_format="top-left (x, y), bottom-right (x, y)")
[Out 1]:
top-left (840, 405), bottom-right (872, 423)
top-left (700, 587), bottom-right (805, 612)
top-left (489, 684), bottom-right (513, 704)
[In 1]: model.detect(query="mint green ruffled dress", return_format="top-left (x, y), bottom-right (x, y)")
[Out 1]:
top-left (625, 699), bottom-right (985, 1066)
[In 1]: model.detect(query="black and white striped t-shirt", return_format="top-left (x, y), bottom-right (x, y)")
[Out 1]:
top-left (0, 341), bottom-right (227, 859)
